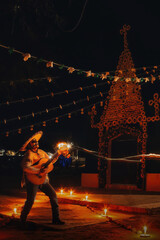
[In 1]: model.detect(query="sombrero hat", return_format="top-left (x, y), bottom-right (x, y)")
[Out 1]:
top-left (19, 131), bottom-right (43, 151)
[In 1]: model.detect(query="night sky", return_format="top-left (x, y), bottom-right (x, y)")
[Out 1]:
top-left (0, 0), bottom-right (160, 155)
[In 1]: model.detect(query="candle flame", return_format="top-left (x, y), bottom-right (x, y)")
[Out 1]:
top-left (13, 208), bottom-right (17, 215)
top-left (143, 226), bottom-right (147, 235)
top-left (104, 208), bottom-right (107, 215)
top-left (70, 190), bottom-right (73, 195)
top-left (60, 189), bottom-right (64, 194)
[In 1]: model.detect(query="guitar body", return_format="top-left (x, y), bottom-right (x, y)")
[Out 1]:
top-left (26, 158), bottom-right (54, 185)
top-left (25, 143), bottom-right (70, 185)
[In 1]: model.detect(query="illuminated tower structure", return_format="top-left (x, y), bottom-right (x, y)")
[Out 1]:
top-left (89, 25), bottom-right (147, 189)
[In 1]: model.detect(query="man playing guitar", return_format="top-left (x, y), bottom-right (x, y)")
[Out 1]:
top-left (20, 131), bottom-right (69, 226)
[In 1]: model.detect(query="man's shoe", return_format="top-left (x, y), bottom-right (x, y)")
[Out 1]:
top-left (52, 219), bottom-right (65, 225)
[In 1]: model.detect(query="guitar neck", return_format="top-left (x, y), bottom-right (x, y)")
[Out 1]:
top-left (44, 151), bottom-right (59, 168)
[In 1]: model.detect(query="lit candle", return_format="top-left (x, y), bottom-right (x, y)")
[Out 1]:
top-left (104, 208), bottom-right (108, 216)
top-left (12, 207), bottom-right (18, 217)
top-left (140, 225), bottom-right (150, 238)
top-left (70, 190), bottom-right (73, 195)
top-left (85, 195), bottom-right (88, 200)
top-left (13, 208), bottom-right (17, 215)
top-left (60, 189), bottom-right (64, 194)
top-left (143, 226), bottom-right (147, 235)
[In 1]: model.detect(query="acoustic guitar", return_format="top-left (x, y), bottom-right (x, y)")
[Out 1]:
top-left (26, 144), bottom-right (70, 185)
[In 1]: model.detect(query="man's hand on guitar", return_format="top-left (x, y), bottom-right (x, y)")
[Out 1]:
top-left (39, 166), bottom-right (47, 174)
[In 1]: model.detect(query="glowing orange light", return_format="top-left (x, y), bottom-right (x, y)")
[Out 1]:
top-left (57, 142), bottom-right (66, 149)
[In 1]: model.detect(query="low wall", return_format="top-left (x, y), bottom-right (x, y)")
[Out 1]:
top-left (146, 173), bottom-right (160, 191)
top-left (81, 173), bottom-right (99, 188)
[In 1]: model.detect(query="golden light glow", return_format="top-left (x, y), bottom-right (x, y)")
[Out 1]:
top-left (57, 142), bottom-right (67, 149)
top-left (57, 142), bottom-right (72, 150)
top-left (85, 195), bottom-right (88, 200)
top-left (67, 143), bottom-right (71, 149)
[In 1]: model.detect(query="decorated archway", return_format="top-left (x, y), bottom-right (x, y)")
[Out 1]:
top-left (89, 25), bottom-right (147, 189)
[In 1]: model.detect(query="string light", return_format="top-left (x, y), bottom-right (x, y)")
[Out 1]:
top-left (55, 117), bottom-right (59, 123)
top-left (46, 61), bottom-right (53, 68)
top-left (0, 43), bottom-right (160, 85)
top-left (1, 90), bottom-right (108, 124)
top-left (3, 99), bottom-right (105, 136)
top-left (18, 129), bottom-right (21, 134)
top-left (28, 79), bottom-right (34, 84)
top-left (42, 121), bottom-right (46, 127)
top-left (0, 76), bottom-right (56, 86)
top-left (0, 73), bottom-right (155, 107)
top-left (67, 67), bottom-right (75, 73)
top-left (23, 53), bottom-right (31, 61)
top-left (5, 131), bottom-right (9, 137)
top-left (81, 108), bottom-right (84, 114)
top-left (30, 125), bottom-right (34, 131)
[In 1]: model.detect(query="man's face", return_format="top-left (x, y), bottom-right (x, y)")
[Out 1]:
top-left (29, 138), bottom-right (39, 152)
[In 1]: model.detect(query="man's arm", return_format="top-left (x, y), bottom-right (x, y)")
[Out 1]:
top-left (21, 151), bottom-right (39, 174)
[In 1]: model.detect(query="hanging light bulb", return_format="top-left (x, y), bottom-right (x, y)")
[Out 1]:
top-left (46, 61), bottom-right (53, 68)
top-left (18, 129), bottom-right (21, 134)
top-left (55, 117), bottom-right (59, 123)
top-left (6, 131), bottom-right (9, 137)
top-left (81, 108), bottom-right (84, 115)
top-left (23, 53), bottom-right (31, 61)
top-left (100, 101), bottom-right (103, 106)
top-left (30, 125), bottom-right (34, 131)
top-left (67, 67), bottom-right (75, 73)
top-left (42, 121), bottom-right (46, 127)
top-left (28, 79), bottom-right (34, 84)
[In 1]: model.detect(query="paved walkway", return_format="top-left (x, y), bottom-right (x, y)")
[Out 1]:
top-left (0, 193), bottom-right (133, 230)
top-left (1, 190), bottom-right (160, 240)
top-left (55, 190), bottom-right (160, 214)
